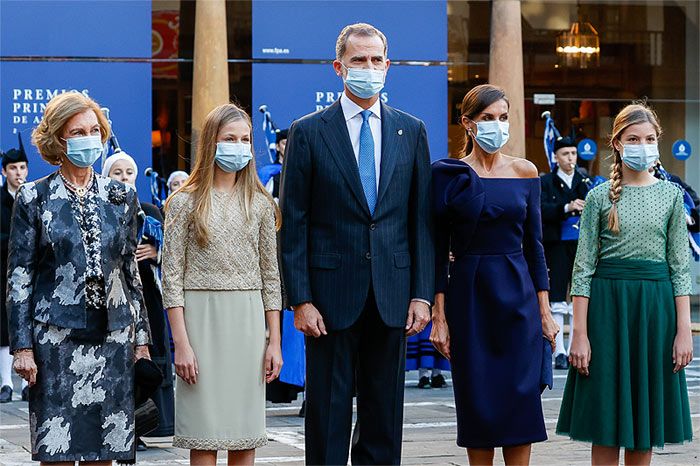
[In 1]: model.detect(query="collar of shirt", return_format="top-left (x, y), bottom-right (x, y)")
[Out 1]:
top-left (340, 92), bottom-right (381, 123)
top-left (556, 168), bottom-right (575, 189)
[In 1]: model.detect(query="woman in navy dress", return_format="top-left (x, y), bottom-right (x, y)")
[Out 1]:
top-left (430, 84), bottom-right (559, 465)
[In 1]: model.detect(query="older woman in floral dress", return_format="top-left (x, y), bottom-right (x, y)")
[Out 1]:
top-left (8, 91), bottom-right (151, 464)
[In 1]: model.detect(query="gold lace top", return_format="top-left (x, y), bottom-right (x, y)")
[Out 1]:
top-left (162, 189), bottom-right (281, 311)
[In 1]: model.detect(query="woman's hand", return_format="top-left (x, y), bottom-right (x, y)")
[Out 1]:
top-left (264, 341), bottom-right (283, 383)
top-left (136, 243), bottom-right (158, 262)
top-left (430, 317), bottom-right (451, 360)
top-left (134, 345), bottom-right (151, 361)
top-left (673, 328), bottom-right (693, 373)
top-left (13, 349), bottom-right (38, 386)
top-left (174, 343), bottom-right (199, 385)
top-left (569, 332), bottom-right (591, 376)
top-left (541, 311), bottom-right (560, 352)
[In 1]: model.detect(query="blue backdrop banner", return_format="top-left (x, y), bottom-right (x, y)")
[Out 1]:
top-left (0, 61), bottom-right (153, 198)
top-left (252, 63), bottom-right (447, 165)
top-left (252, 0), bottom-right (447, 61)
top-left (0, 0), bottom-right (151, 58)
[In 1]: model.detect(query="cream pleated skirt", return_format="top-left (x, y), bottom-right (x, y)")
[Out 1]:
top-left (173, 290), bottom-right (267, 451)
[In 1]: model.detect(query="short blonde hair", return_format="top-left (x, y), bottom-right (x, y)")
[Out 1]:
top-left (32, 92), bottom-right (110, 166)
top-left (335, 23), bottom-right (388, 61)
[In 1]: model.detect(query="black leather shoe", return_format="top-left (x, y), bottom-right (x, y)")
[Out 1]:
top-left (430, 374), bottom-right (447, 388)
top-left (0, 385), bottom-right (12, 403)
top-left (21, 386), bottom-right (29, 402)
top-left (555, 353), bottom-right (569, 370)
top-left (417, 376), bottom-right (431, 389)
top-left (136, 438), bottom-right (148, 451)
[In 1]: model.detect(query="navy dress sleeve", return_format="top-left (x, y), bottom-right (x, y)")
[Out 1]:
top-left (523, 180), bottom-right (550, 291)
top-left (431, 159), bottom-right (484, 294)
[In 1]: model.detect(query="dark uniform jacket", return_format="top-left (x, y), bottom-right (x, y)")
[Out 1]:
top-left (540, 167), bottom-right (589, 243)
top-left (0, 184), bottom-right (15, 347)
top-left (6, 172), bottom-right (151, 352)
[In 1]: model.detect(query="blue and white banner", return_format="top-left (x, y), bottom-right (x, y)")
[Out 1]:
top-left (253, 0), bottom-right (447, 61)
top-left (252, 0), bottom-right (447, 167)
top-left (252, 63), bottom-right (448, 165)
top-left (0, 62), bottom-right (153, 198)
top-left (0, 1), bottom-right (152, 199)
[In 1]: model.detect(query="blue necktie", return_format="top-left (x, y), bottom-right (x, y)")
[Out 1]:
top-left (358, 109), bottom-right (376, 214)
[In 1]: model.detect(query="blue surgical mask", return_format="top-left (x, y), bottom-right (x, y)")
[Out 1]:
top-left (215, 142), bottom-right (252, 173)
top-left (621, 144), bottom-right (659, 171)
top-left (342, 64), bottom-right (385, 99)
top-left (64, 135), bottom-right (103, 168)
top-left (473, 120), bottom-right (509, 154)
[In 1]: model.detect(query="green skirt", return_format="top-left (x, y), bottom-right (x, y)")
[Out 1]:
top-left (556, 259), bottom-right (693, 450)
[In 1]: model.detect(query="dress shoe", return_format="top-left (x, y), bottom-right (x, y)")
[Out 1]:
top-left (0, 385), bottom-right (12, 403)
top-left (136, 438), bottom-right (148, 451)
top-left (417, 376), bottom-right (431, 389)
top-left (21, 386), bottom-right (29, 402)
top-left (430, 374), bottom-right (447, 388)
top-left (555, 353), bottom-right (569, 370)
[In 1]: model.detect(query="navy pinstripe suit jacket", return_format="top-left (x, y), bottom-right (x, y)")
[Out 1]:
top-left (280, 99), bottom-right (434, 330)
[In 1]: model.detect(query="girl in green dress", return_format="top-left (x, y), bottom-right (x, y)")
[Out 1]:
top-left (556, 103), bottom-right (693, 465)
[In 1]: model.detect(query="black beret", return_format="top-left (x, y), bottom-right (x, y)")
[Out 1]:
top-left (1, 133), bottom-right (28, 169)
top-left (553, 136), bottom-right (577, 154)
top-left (276, 129), bottom-right (289, 143)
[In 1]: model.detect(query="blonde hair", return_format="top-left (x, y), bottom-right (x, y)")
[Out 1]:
top-left (165, 103), bottom-right (281, 248)
top-left (607, 103), bottom-right (662, 234)
top-left (336, 23), bottom-right (387, 60)
top-left (32, 92), bottom-right (110, 166)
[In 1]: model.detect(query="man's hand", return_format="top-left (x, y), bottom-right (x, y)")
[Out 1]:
top-left (294, 303), bottom-right (327, 338)
top-left (567, 199), bottom-right (586, 213)
top-left (405, 301), bottom-right (430, 336)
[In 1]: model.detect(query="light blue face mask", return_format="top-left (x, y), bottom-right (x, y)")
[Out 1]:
top-left (64, 135), bottom-right (103, 168)
top-left (342, 64), bottom-right (385, 99)
top-left (473, 120), bottom-right (509, 154)
top-left (621, 143), bottom-right (659, 171)
top-left (215, 142), bottom-right (252, 173)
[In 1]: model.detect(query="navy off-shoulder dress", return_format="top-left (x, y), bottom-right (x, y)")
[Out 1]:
top-left (433, 159), bottom-right (550, 448)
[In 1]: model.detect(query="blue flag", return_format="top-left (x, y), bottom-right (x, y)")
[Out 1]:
top-left (543, 112), bottom-right (561, 172)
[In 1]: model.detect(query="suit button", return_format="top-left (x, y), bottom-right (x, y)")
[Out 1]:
top-left (369, 223), bottom-right (376, 231)
top-left (365, 252), bottom-right (371, 260)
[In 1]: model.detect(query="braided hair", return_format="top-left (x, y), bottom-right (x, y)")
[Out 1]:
top-left (607, 103), bottom-right (662, 234)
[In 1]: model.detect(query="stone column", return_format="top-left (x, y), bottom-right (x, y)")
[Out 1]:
top-left (489, 0), bottom-right (525, 158)
top-left (191, 0), bottom-right (229, 160)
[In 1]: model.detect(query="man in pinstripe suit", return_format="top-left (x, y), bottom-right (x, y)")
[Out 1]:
top-left (280, 23), bottom-right (434, 465)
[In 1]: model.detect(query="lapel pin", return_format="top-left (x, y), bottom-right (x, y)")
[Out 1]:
top-left (397, 129), bottom-right (403, 135)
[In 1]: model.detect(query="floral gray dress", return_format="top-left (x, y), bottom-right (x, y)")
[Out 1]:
top-left (28, 180), bottom-right (137, 462)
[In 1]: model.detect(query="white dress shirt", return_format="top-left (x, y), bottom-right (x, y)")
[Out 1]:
top-left (340, 92), bottom-right (382, 191)
top-left (557, 168), bottom-right (575, 213)
top-left (556, 169), bottom-right (574, 189)
top-left (339, 93), bottom-right (431, 309)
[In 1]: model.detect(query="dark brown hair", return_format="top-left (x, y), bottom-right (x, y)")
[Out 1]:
top-left (454, 84), bottom-right (509, 158)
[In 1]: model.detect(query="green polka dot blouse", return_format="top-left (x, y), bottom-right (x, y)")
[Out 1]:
top-left (570, 179), bottom-right (692, 297)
